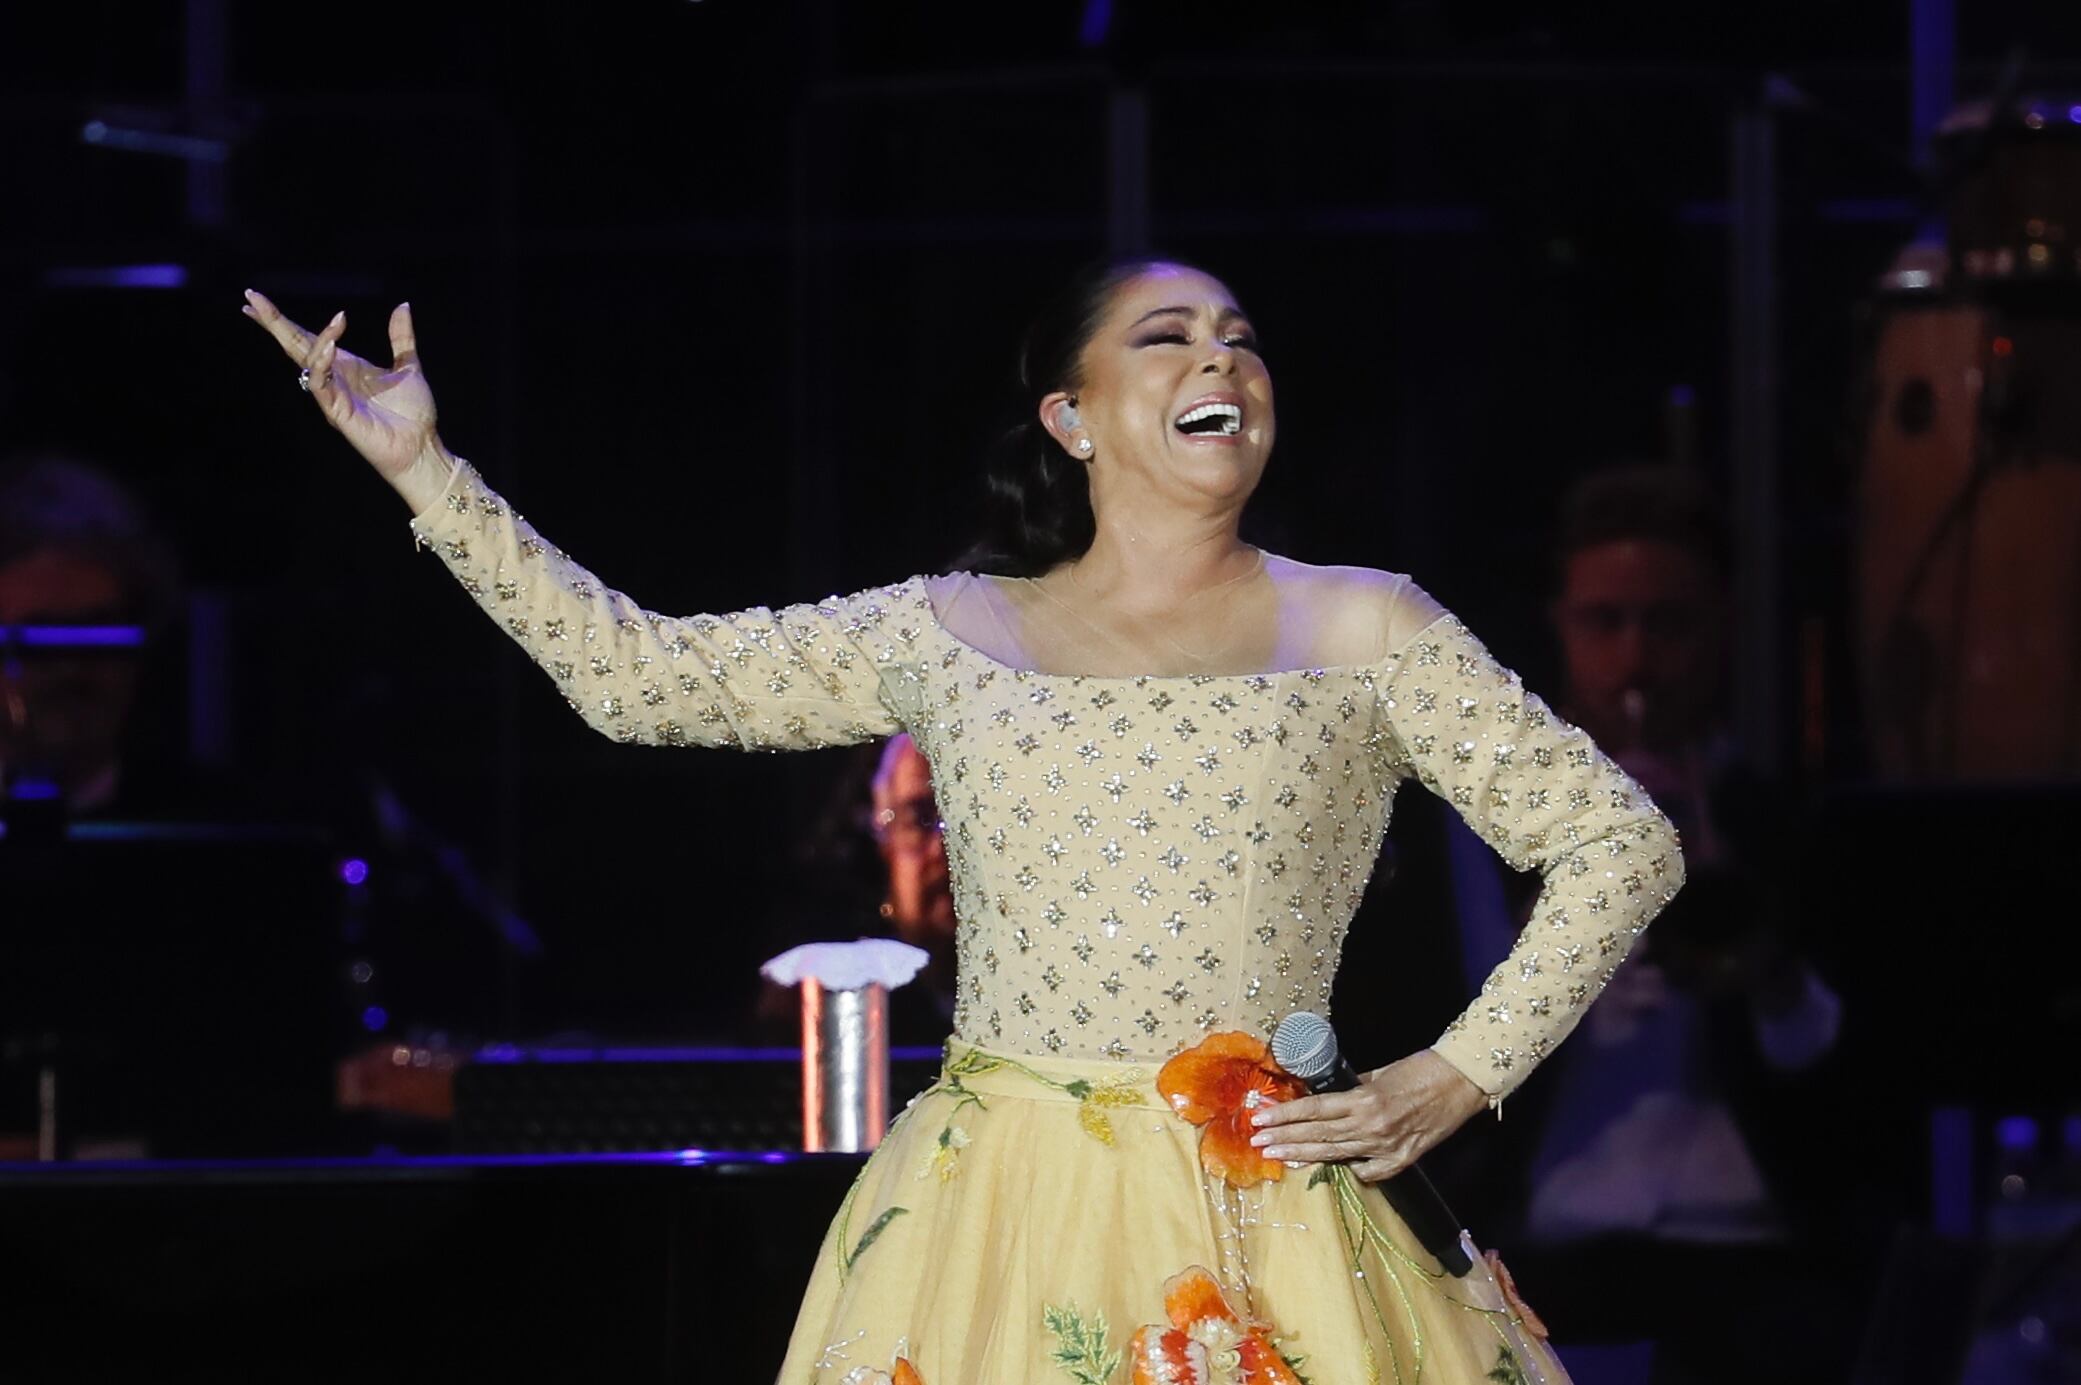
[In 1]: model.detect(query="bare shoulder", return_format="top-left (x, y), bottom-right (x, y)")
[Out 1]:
top-left (1260, 553), bottom-right (1450, 658)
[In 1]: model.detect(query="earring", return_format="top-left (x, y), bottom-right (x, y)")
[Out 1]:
top-left (1077, 438), bottom-right (1093, 454)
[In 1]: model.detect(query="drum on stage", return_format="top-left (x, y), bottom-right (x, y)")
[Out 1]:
top-left (1851, 97), bottom-right (2081, 781)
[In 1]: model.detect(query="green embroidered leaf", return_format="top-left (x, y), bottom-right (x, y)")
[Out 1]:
top-left (1487, 1344), bottom-right (1530, 1385)
top-left (1305, 1164), bottom-right (1333, 1190)
top-left (946, 1049), bottom-right (1009, 1080)
top-left (829, 1171), bottom-right (868, 1278)
top-left (1042, 1302), bottom-right (1122, 1384)
top-left (1063, 1079), bottom-right (1092, 1099)
top-left (844, 1205), bottom-right (909, 1270)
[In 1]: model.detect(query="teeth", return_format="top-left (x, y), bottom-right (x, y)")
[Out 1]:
top-left (1175, 402), bottom-right (1242, 436)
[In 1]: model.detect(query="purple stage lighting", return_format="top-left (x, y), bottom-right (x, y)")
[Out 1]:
top-left (1079, 0), bottom-right (1112, 47)
top-left (0, 624), bottom-right (147, 649)
top-left (43, 265), bottom-right (189, 290)
top-left (361, 1005), bottom-right (389, 1033)
top-left (1994, 1115), bottom-right (2039, 1152)
top-left (339, 858), bottom-right (370, 886)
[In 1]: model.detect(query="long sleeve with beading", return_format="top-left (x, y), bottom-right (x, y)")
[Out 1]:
top-left (1376, 591), bottom-right (1687, 1102)
top-left (404, 456), bottom-right (918, 751)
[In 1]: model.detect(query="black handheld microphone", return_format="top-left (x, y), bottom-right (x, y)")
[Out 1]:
top-left (1270, 1011), bottom-right (1474, 1276)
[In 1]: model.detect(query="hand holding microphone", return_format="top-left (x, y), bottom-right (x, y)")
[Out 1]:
top-left (1258, 1011), bottom-right (1489, 1178)
top-left (1259, 1012), bottom-right (1490, 1275)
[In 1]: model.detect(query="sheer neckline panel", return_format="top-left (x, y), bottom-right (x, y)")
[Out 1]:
top-left (909, 565), bottom-right (1452, 683)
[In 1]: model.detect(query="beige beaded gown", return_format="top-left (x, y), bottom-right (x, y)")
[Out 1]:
top-left (408, 457), bottom-right (1686, 1385)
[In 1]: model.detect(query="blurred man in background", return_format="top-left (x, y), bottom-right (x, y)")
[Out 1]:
top-left (1446, 465), bottom-right (1858, 1384)
top-left (0, 453), bottom-right (182, 817)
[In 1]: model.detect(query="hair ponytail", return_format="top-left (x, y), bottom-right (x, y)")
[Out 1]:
top-left (952, 255), bottom-right (1187, 578)
top-left (956, 417), bottom-right (1096, 578)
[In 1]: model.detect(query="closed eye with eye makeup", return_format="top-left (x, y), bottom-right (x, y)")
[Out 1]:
top-left (1131, 302), bottom-right (1261, 350)
top-left (1136, 327), bottom-right (1261, 351)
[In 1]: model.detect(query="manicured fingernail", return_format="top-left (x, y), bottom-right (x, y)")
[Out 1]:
top-left (1250, 1112), bottom-right (1268, 1126)
top-left (1250, 1132), bottom-right (1269, 1146)
top-left (1262, 1147), bottom-right (1287, 1160)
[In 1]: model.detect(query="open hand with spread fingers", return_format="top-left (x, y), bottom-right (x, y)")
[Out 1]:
top-left (1244, 1047), bottom-right (1489, 1183)
top-left (241, 290), bottom-right (457, 513)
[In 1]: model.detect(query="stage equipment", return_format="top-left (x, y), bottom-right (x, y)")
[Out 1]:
top-left (0, 822), bottom-right (342, 1158)
top-left (0, 1149), bottom-right (861, 1382)
top-left (451, 1045), bottom-right (942, 1153)
top-left (760, 939), bottom-right (929, 1153)
top-left (1852, 94), bottom-right (2081, 781)
top-left (802, 977), bottom-right (886, 1151)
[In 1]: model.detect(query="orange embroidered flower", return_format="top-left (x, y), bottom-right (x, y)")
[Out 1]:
top-left (1129, 1266), bottom-right (1304, 1385)
top-left (1155, 1031), bottom-right (1308, 1188)
top-left (857, 1360), bottom-right (925, 1385)
top-left (1483, 1248), bottom-right (1550, 1341)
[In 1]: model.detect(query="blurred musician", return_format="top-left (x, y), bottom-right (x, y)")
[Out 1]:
top-left (1445, 465), bottom-right (1857, 1384)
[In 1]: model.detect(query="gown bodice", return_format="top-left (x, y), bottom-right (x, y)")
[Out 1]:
top-left (911, 634), bottom-right (1408, 1062)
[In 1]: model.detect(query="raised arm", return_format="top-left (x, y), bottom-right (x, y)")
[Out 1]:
top-left (240, 291), bottom-right (916, 751)
top-left (1377, 585), bottom-right (1687, 1105)
top-left (409, 456), bottom-right (915, 750)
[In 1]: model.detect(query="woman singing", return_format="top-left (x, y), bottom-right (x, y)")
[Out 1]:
top-left (244, 258), bottom-right (1684, 1385)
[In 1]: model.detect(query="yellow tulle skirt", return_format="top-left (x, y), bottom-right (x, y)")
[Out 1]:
top-left (776, 1039), bottom-right (1568, 1385)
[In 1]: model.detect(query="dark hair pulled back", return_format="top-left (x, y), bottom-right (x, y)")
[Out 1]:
top-left (1551, 464), bottom-right (1732, 594)
top-left (954, 255), bottom-right (1192, 578)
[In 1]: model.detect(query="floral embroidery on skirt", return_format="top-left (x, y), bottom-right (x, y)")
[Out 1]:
top-left (780, 1037), bottom-right (1568, 1385)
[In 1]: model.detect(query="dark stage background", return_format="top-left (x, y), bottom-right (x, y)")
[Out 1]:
top-left (1, 1), bottom-right (2074, 1097)
top-left (9, 6), bottom-right (2081, 1382)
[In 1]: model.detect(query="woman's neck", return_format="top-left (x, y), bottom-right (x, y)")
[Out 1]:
top-left (1058, 518), bottom-right (1259, 617)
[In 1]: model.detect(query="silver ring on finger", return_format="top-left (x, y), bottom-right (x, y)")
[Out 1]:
top-left (298, 366), bottom-right (313, 392)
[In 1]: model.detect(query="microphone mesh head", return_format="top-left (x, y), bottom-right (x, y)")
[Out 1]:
top-left (1270, 1011), bottom-right (1339, 1085)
